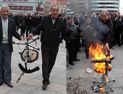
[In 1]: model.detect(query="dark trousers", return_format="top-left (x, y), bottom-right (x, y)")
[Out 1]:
top-left (0, 44), bottom-right (12, 83)
top-left (25, 27), bottom-right (32, 37)
top-left (67, 40), bottom-right (78, 63)
top-left (41, 45), bottom-right (59, 82)
top-left (20, 27), bottom-right (26, 36)
top-left (68, 49), bottom-right (77, 63)
top-left (116, 30), bottom-right (122, 46)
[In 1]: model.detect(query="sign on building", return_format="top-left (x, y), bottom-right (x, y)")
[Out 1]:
top-left (0, 0), bottom-right (41, 14)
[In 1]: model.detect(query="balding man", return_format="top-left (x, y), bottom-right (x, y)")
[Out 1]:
top-left (28, 5), bottom-right (66, 90)
top-left (0, 4), bottom-right (23, 88)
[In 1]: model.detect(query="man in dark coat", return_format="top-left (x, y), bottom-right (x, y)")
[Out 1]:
top-left (98, 11), bottom-right (113, 48)
top-left (0, 4), bottom-right (23, 88)
top-left (28, 5), bottom-right (65, 90)
top-left (66, 16), bottom-right (80, 65)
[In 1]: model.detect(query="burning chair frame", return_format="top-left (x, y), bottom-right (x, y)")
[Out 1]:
top-left (89, 43), bottom-right (115, 94)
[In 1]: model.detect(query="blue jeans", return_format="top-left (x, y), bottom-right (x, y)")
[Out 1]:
top-left (0, 43), bottom-right (12, 83)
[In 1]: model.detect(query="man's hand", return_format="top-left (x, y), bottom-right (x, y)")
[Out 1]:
top-left (27, 33), bottom-right (33, 40)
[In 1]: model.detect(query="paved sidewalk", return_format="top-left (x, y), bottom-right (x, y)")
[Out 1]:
top-left (67, 45), bottom-right (123, 94)
top-left (0, 38), bottom-right (66, 94)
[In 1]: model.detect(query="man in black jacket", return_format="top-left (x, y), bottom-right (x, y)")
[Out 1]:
top-left (66, 16), bottom-right (80, 65)
top-left (98, 11), bottom-right (113, 48)
top-left (28, 5), bottom-right (65, 90)
top-left (0, 4), bottom-right (23, 88)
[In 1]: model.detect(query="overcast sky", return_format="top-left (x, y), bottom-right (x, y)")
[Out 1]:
top-left (120, 0), bottom-right (123, 14)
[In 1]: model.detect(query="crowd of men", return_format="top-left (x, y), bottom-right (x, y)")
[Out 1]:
top-left (66, 12), bottom-right (123, 66)
top-left (1, 3), bottom-right (123, 90)
top-left (10, 13), bottom-right (42, 36)
top-left (8, 9), bottom-right (123, 66)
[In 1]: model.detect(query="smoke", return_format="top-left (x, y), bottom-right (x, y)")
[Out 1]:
top-left (80, 15), bottom-right (109, 45)
top-left (91, 16), bottom-right (109, 34)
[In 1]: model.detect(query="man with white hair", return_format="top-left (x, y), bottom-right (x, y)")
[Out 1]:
top-left (0, 4), bottom-right (23, 88)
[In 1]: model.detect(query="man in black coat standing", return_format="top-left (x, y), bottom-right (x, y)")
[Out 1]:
top-left (28, 5), bottom-right (65, 90)
top-left (0, 4), bottom-right (23, 88)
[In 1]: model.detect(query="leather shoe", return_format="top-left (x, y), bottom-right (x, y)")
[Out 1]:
top-left (74, 59), bottom-right (80, 61)
top-left (43, 80), bottom-right (50, 85)
top-left (42, 83), bottom-right (48, 90)
top-left (5, 82), bottom-right (13, 88)
top-left (0, 82), bottom-right (3, 86)
top-left (42, 80), bottom-right (50, 90)
top-left (47, 81), bottom-right (50, 85)
top-left (69, 62), bottom-right (74, 65)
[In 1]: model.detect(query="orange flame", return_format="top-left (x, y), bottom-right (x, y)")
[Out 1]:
top-left (105, 75), bottom-right (109, 83)
top-left (89, 43), bottom-right (112, 74)
top-left (99, 87), bottom-right (105, 92)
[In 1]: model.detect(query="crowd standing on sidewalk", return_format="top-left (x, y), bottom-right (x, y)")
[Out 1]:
top-left (0, 2), bottom-right (123, 92)
top-left (66, 11), bottom-right (123, 66)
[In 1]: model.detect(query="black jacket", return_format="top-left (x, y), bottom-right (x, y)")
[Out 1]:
top-left (33, 15), bottom-right (66, 47)
top-left (0, 17), bottom-right (21, 52)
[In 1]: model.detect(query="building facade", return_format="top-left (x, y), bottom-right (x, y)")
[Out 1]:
top-left (91, 0), bottom-right (119, 12)
top-left (44, 0), bottom-right (66, 15)
top-left (0, 0), bottom-right (41, 14)
top-left (67, 0), bottom-right (119, 14)
top-left (0, 0), bottom-right (66, 15)
top-left (57, 0), bottom-right (66, 14)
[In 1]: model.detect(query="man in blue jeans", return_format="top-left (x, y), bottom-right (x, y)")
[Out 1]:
top-left (0, 4), bottom-right (23, 88)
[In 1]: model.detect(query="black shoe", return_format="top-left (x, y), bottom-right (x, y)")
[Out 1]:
top-left (42, 83), bottom-right (48, 90)
top-left (5, 82), bottom-right (13, 88)
top-left (85, 50), bottom-right (89, 59)
top-left (43, 80), bottom-right (50, 85)
top-left (69, 62), bottom-right (74, 65)
top-left (74, 59), bottom-right (80, 61)
top-left (0, 82), bottom-right (3, 86)
top-left (86, 55), bottom-right (89, 59)
top-left (86, 53), bottom-right (89, 59)
top-left (118, 43), bottom-right (121, 47)
top-left (42, 80), bottom-right (50, 90)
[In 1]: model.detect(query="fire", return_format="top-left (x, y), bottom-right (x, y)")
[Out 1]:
top-left (99, 87), bottom-right (105, 92)
top-left (89, 43), bottom-right (112, 74)
top-left (105, 75), bottom-right (109, 83)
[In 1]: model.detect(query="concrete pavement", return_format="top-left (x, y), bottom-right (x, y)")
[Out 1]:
top-left (0, 38), bottom-right (66, 94)
top-left (1, 37), bottom-right (123, 94)
top-left (67, 45), bottom-right (123, 94)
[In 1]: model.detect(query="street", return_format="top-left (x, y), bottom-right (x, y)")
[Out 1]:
top-left (67, 45), bottom-right (123, 94)
top-left (0, 38), bottom-right (66, 94)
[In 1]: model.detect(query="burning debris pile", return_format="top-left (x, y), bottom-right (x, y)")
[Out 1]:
top-left (89, 43), bottom-right (115, 93)
top-left (89, 43), bottom-right (113, 74)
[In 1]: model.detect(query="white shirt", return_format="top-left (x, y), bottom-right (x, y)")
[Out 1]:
top-left (52, 19), bottom-right (56, 25)
top-left (2, 18), bottom-right (8, 43)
